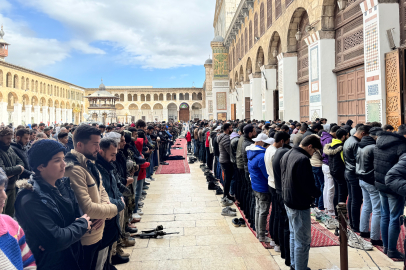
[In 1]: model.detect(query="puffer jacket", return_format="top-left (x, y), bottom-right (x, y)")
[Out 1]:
top-left (356, 136), bottom-right (376, 185)
top-left (386, 153), bottom-right (406, 196)
top-left (236, 135), bottom-right (245, 169)
top-left (0, 142), bottom-right (24, 188)
top-left (324, 139), bottom-right (345, 182)
top-left (242, 135), bottom-right (254, 172)
top-left (247, 145), bottom-right (268, 193)
top-left (310, 150), bottom-right (323, 167)
top-left (302, 128), bottom-right (316, 140)
top-left (320, 131), bottom-right (333, 165)
top-left (374, 132), bottom-right (406, 194)
top-left (64, 150), bottom-right (118, 246)
top-left (218, 133), bottom-right (231, 163)
top-left (343, 135), bottom-right (360, 173)
top-left (212, 133), bottom-right (220, 157)
top-left (230, 132), bottom-right (240, 163)
top-left (10, 142), bottom-right (33, 178)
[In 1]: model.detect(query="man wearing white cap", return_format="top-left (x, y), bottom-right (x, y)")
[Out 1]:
top-left (246, 133), bottom-right (273, 241)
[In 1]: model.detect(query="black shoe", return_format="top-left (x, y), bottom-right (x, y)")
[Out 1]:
top-left (239, 218), bottom-right (246, 227)
top-left (371, 239), bottom-right (383, 246)
top-left (125, 226), bottom-right (138, 234)
top-left (143, 186), bottom-right (149, 190)
top-left (142, 191), bottom-right (147, 195)
top-left (111, 253), bottom-right (130, 265)
top-left (232, 218), bottom-right (241, 227)
top-left (290, 267), bottom-right (310, 270)
top-left (360, 232), bottom-right (370, 238)
top-left (144, 182), bottom-right (150, 185)
top-left (383, 247), bottom-right (388, 254)
top-left (387, 250), bottom-right (404, 259)
top-left (215, 187), bottom-right (224, 195)
top-left (208, 181), bottom-right (218, 190)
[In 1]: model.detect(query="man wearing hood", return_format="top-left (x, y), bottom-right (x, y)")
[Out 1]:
top-left (374, 125), bottom-right (406, 259)
top-left (356, 127), bottom-right (382, 246)
top-left (320, 126), bottom-right (336, 216)
top-left (247, 133), bottom-right (273, 242)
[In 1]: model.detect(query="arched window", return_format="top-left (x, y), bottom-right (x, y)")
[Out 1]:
top-left (245, 28), bottom-right (248, 53)
top-left (241, 33), bottom-right (244, 57)
top-left (260, 3), bottom-right (265, 36)
top-left (197, 93), bottom-right (202, 100)
top-left (128, 94), bottom-right (132, 101)
top-left (267, 0), bottom-right (272, 28)
top-left (13, 74), bottom-right (18, 89)
top-left (133, 94), bottom-right (137, 101)
top-left (146, 94), bottom-right (151, 101)
top-left (141, 94), bottom-right (145, 101)
top-left (192, 93), bottom-right (197, 100)
top-left (26, 78), bottom-right (29, 91)
top-left (179, 93), bottom-right (184, 100)
top-left (172, 93), bottom-right (176, 100)
top-left (21, 77), bottom-right (25, 90)
top-left (35, 81), bottom-right (38, 92)
top-left (154, 94), bottom-right (158, 101)
top-left (0, 69), bottom-right (3, 86)
top-left (159, 94), bottom-right (163, 101)
top-left (275, 0), bottom-right (281, 19)
top-left (6, 73), bottom-right (11, 87)
top-left (185, 93), bottom-right (189, 100)
top-left (166, 93), bottom-right (171, 100)
top-left (254, 13), bottom-right (258, 42)
top-left (120, 94), bottom-right (124, 101)
top-left (249, 21), bottom-right (253, 48)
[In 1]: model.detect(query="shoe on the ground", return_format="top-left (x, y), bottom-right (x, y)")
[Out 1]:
top-left (137, 209), bottom-right (144, 215)
top-left (161, 162), bottom-right (169, 165)
top-left (323, 217), bottom-right (339, 230)
top-left (149, 177), bottom-right (155, 181)
top-left (387, 250), bottom-right (405, 259)
top-left (224, 206), bottom-right (236, 212)
top-left (122, 237), bottom-right (136, 247)
top-left (383, 247), bottom-right (388, 254)
top-left (125, 226), bottom-right (138, 234)
top-left (144, 182), bottom-right (150, 185)
top-left (221, 197), bottom-right (234, 207)
top-left (239, 218), bottom-right (246, 227)
top-left (143, 186), bottom-right (149, 190)
top-left (216, 187), bottom-right (224, 195)
top-left (258, 236), bottom-right (272, 243)
top-left (222, 207), bottom-right (237, 216)
top-left (359, 231), bottom-right (370, 238)
top-left (269, 240), bottom-right (276, 247)
top-left (274, 245), bottom-right (281, 252)
top-left (347, 229), bottom-right (373, 250)
top-left (132, 213), bottom-right (142, 220)
top-left (127, 223), bottom-right (137, 229)
top-left (232, 218), bottom-right (241, 227)
top-left (208, 181), bottom-right (218, 190)
top-left (142, 191), bottom-right (147, 195)
top-left (138, 201), bottom-right (144, 206)
top-left (371, 239), bottom-right (383, 246)
top-left (111, 253), bottom-right (130, 265)
top-left (290, 267), bottom-right (311, 270)
top-left (117, 245), bottom-right (130, 257)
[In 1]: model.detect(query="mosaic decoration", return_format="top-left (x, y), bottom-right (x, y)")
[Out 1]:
top-left (216, 92), bottom-right (227, 110)
top-left (365, 22), bottom-right (379, 73)
top-left (179, 103), bottom-right (189, 109)
top-left (310, 46), bottom-right (319, 82)
top-left (367, 84), bottom-right (379, 96)
top-left (366, 100), bottom-right (381, 122)
top-left (279, 101), bottom-right (283, 108)
top-left (214, 82), bottom-right (229, 87)
top-left (208, 100), bottom-right (213, 113)
top-left (213, 47), bottom-right (229, 79)
top-left (311, 109), bottom-right (320, 121)
top-left (310, 94), bottom-right (321, 103)
top-left (278, 63), bottom-right (283, 96)
top-left (385, 50), bottom-right (401, 130)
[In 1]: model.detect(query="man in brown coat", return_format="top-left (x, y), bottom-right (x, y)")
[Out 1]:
top-left (65, 125), bottom-right (118, 270)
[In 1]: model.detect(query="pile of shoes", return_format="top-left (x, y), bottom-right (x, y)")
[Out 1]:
top-left (188, 156), bottom-right (197, 164)
top-left (221, 206), bottom-right (236, 216)
top-left (311, 207), bottom-right (339, 230)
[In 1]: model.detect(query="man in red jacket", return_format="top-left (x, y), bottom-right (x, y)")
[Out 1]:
top-left (133, 132), bottom-right (150, 218)
top-left (186, 131), bottom-right (192, 153)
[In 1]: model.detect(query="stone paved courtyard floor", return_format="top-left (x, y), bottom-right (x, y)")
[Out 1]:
top-left (117, 162), bottom-right (404, 270)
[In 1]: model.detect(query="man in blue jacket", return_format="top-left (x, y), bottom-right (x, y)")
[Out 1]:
top-left (247, 133), bottom-right (274, 242)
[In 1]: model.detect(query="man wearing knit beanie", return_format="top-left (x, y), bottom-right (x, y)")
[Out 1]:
top-left (64, 124), bottom-right (118, 270)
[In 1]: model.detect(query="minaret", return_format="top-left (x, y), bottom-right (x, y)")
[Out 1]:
top-left (0, 25), bottom-right (9, 61)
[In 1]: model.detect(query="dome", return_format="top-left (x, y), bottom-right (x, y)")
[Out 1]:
top-left (212, 36), bottom-right (224, 42)
top-left (99, 79), bottom-right (106, 91)
top-left (205, 58), bottom-right (212, 65)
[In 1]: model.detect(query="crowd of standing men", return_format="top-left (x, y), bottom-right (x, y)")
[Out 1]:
top-left (188, 118), bottom-right (406, 270)
top-left (0, 120), bottom-right (182, 270)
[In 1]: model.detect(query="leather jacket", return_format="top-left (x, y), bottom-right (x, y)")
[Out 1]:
top-left (343, 135), bottom-right (360, 174)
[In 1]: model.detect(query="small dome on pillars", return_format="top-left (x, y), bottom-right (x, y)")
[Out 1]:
top-left (0, 25), bottom-right (9, 61)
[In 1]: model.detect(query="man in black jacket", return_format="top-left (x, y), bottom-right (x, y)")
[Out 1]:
top-left (281, 135), bottom-right (322, 270)
top-left (343, 125), bottom-right (370, 232)
top-left (374, 125), bottom-right (406, 259)
top-left (218, 123), bottom-right (234, 205)
top-left (230, 128), bottom-right (241, 203)
top-left (10, 128), bottom-right (33, 179)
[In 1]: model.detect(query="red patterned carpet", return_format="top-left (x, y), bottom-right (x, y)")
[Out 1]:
top-left (156, 138), bottom-right (190, 174)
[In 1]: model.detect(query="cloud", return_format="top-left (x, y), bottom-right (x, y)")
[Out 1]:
top-left (14, 0), bottom-right (215, 69)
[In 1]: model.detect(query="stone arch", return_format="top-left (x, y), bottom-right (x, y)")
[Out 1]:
top-left (141, 94), bottom-right (146, 102)
top-left (26, 78), bottom-right (29, 91)
top-left (246, 57), bottom-right (253, 77)
top-left (40, 97), bottom-right (46, 107)
top-left (6, 72), bottom-right (12, 87)
top-left (255, 46), bottom-right (265, 73)
top-left (268, 31), bottom-right (282, 65)
top-left (166, 102), bottom-right (177, 110)
top-left (167, 102), bottom-right (177, 121)
top-left (0, 69), bottom-right (3, 86)
top-left (60, 101), bottom-right (65, 109)
top-left (197, 93), bottom-right (203, 100)
top-left (13, 74), bottom-right (19, 89)
top-left (154, 94), bottom-right (159, 101)
top-left (321, 0), bottom-right (336, 30)
top-left (31, 96), bottom-right (38, 106)
top-left (7, 92), bottom-right (18, 109)
top-left (129, 103), bottom-right (139, 110)
top-left (166, 93), bottom-right (171, 100)
top-left (119, 94), bottom-right (124, 102)
top-left (191, 102), bottom-right (202, 109)
top-left (116, 103), bottom-right (125, 110)
top-left (159, 93), bottom-right (163, 101)
top-left (22, 95), bottom-right (29, 111)
top-left (146, 94), bottom-right (151, 101)
top-left (66, 101), bottom-right (70, 109)
top-left (287, 7), bottom-right (308, 53)
top-left (239, 66), bottom-right (244, 82)
top-left (54, 100), bottom-right (60, 108)
top-left (297, 10), bottom-right (310, 83)
top-left (21, 76), bottom-right (25, 90)
top-left (133, 94), bottom-right (138, 101)
top-left (141, 103), bottom-right (151, 110)
top-left (48, 98), bottom-right (53, 107)
top-left (185, 93), bottom-right (189, 100)
top-left (192, 92), bottom-right (198, 100)
top-left (153, 103), bottom-right (164, 110)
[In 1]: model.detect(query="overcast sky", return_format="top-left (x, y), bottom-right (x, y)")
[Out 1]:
top-left (0, 0), bottom-right (215, 88)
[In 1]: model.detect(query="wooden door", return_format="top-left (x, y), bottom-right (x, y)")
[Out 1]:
top-left (299, 84), bottom-right (309, 122)
top-left (245, 97), bottom-right (250, 120)
top-left (179, 108), bottom-right (190, 122)
top-left (231, 104), bottom-right (236, 120)
top-left (273, 90), bottom-right (279, 121)
top-left (337, 66), bottom-right (365, 124)
top-left (386, 50), bottom-right (402, 129)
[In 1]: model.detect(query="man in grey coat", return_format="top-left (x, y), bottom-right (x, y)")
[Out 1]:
top-left (218, 123), bottom-right (234, 206)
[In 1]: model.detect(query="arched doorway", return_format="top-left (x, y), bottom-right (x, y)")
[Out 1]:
top-left (179, 103), bottom-right (190, 122)
top-left (167, 103), bottom-right (177, 121)
top-left (141, 104), bottom-right (151, 122)
top-left (191, 103), bottom-right (202, 120)
top-left (153, 103), bottom-right (163, 122)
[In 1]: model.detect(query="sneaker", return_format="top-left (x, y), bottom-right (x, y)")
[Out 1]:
top-left (387, 250), bottom-right (405, 259)
top-left (221, 197), bottom-right (233, 207)
top-left (132, 213), bottom-right (142, 219)
top-left (143, 186), bottom-right (149, 190)
top-left (258, 236), bottom-right (272, 243)
top-left (232, 218), bottom-right (241, 227)
top-left (208, 181), bottom-right (218, 190)
top-left (144, 182), bottom-right (150, 185)
top-left (142, 191), bottom-right (147, 195)
top-left (122, 236), bottom-right (136, 247)
top-left (216, 187), bottom-right (224, 195)
top-left (347, 229), bottom-right (373, 250)
top-left (138, 201), bottom-right (144, 206)
top-left (221, 207), bottom-right (237, 217)
top-left (323, 217), bottom-right (339, 230)
top-left (145, 178), bottom-right (151, 182)
top-left (274, 245), bottom-right (281, 252)
top-left (239, 218), bottom-right (246, 227)
top-left (111, 253), bottom-right (130, 265)
top-left (149, 177), bottom-right (155, 181)
top-left (269, 240), bottom-right (276, 247)
top-left (117, 246), bottom-right (130, 257)
top-left (137, 209), bottom-right (144, 215)
top-left (225, 206), bottom-right (237, 212)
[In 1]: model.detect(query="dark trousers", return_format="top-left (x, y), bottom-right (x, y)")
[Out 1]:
top-left (276, 193), bottom-right (291, 266)
top-left (194, 139), bottom-right (199, 157)
top-left (269, 187), bottom-right (278, 244)
top-left (80, 240), bottom-right (102, 270)
top-left (345, 170), bottom-right (363, 231)
top-left (333, 175), bottom-right (348, 217)
top-left (312, 166), bottom-right (325, 210)
top-left (232, 163), bottom-right (240, 198)
top-left (206, 147), bottom-right (213, 170)
top-left (220, 162), bottom-right (233, 199)
top-left (238, 168), bottom-right (246, 209)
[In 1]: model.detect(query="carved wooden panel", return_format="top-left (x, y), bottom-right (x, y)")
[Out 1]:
top-left (297, 13), bottom-right (309, 84)
top-left (245, 97), bottom-right (250, 119)
top-left (385, 50), bottom-right (402, 130)
top-left (231, 104), bottom-right (236, 120)
top-left (300, 84), bottom-right (309, 122)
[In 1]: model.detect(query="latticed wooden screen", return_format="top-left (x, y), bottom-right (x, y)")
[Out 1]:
top-left (260, 3), bottom-right (265, 36)
top-left (335, 0), bottom-right (364, 70)
top-left (385, 50), bottom-right (402, 130)
top-left (275, 0), bottom-right (282, 19)
top-left (267, 0), bottom-right (272, 28)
